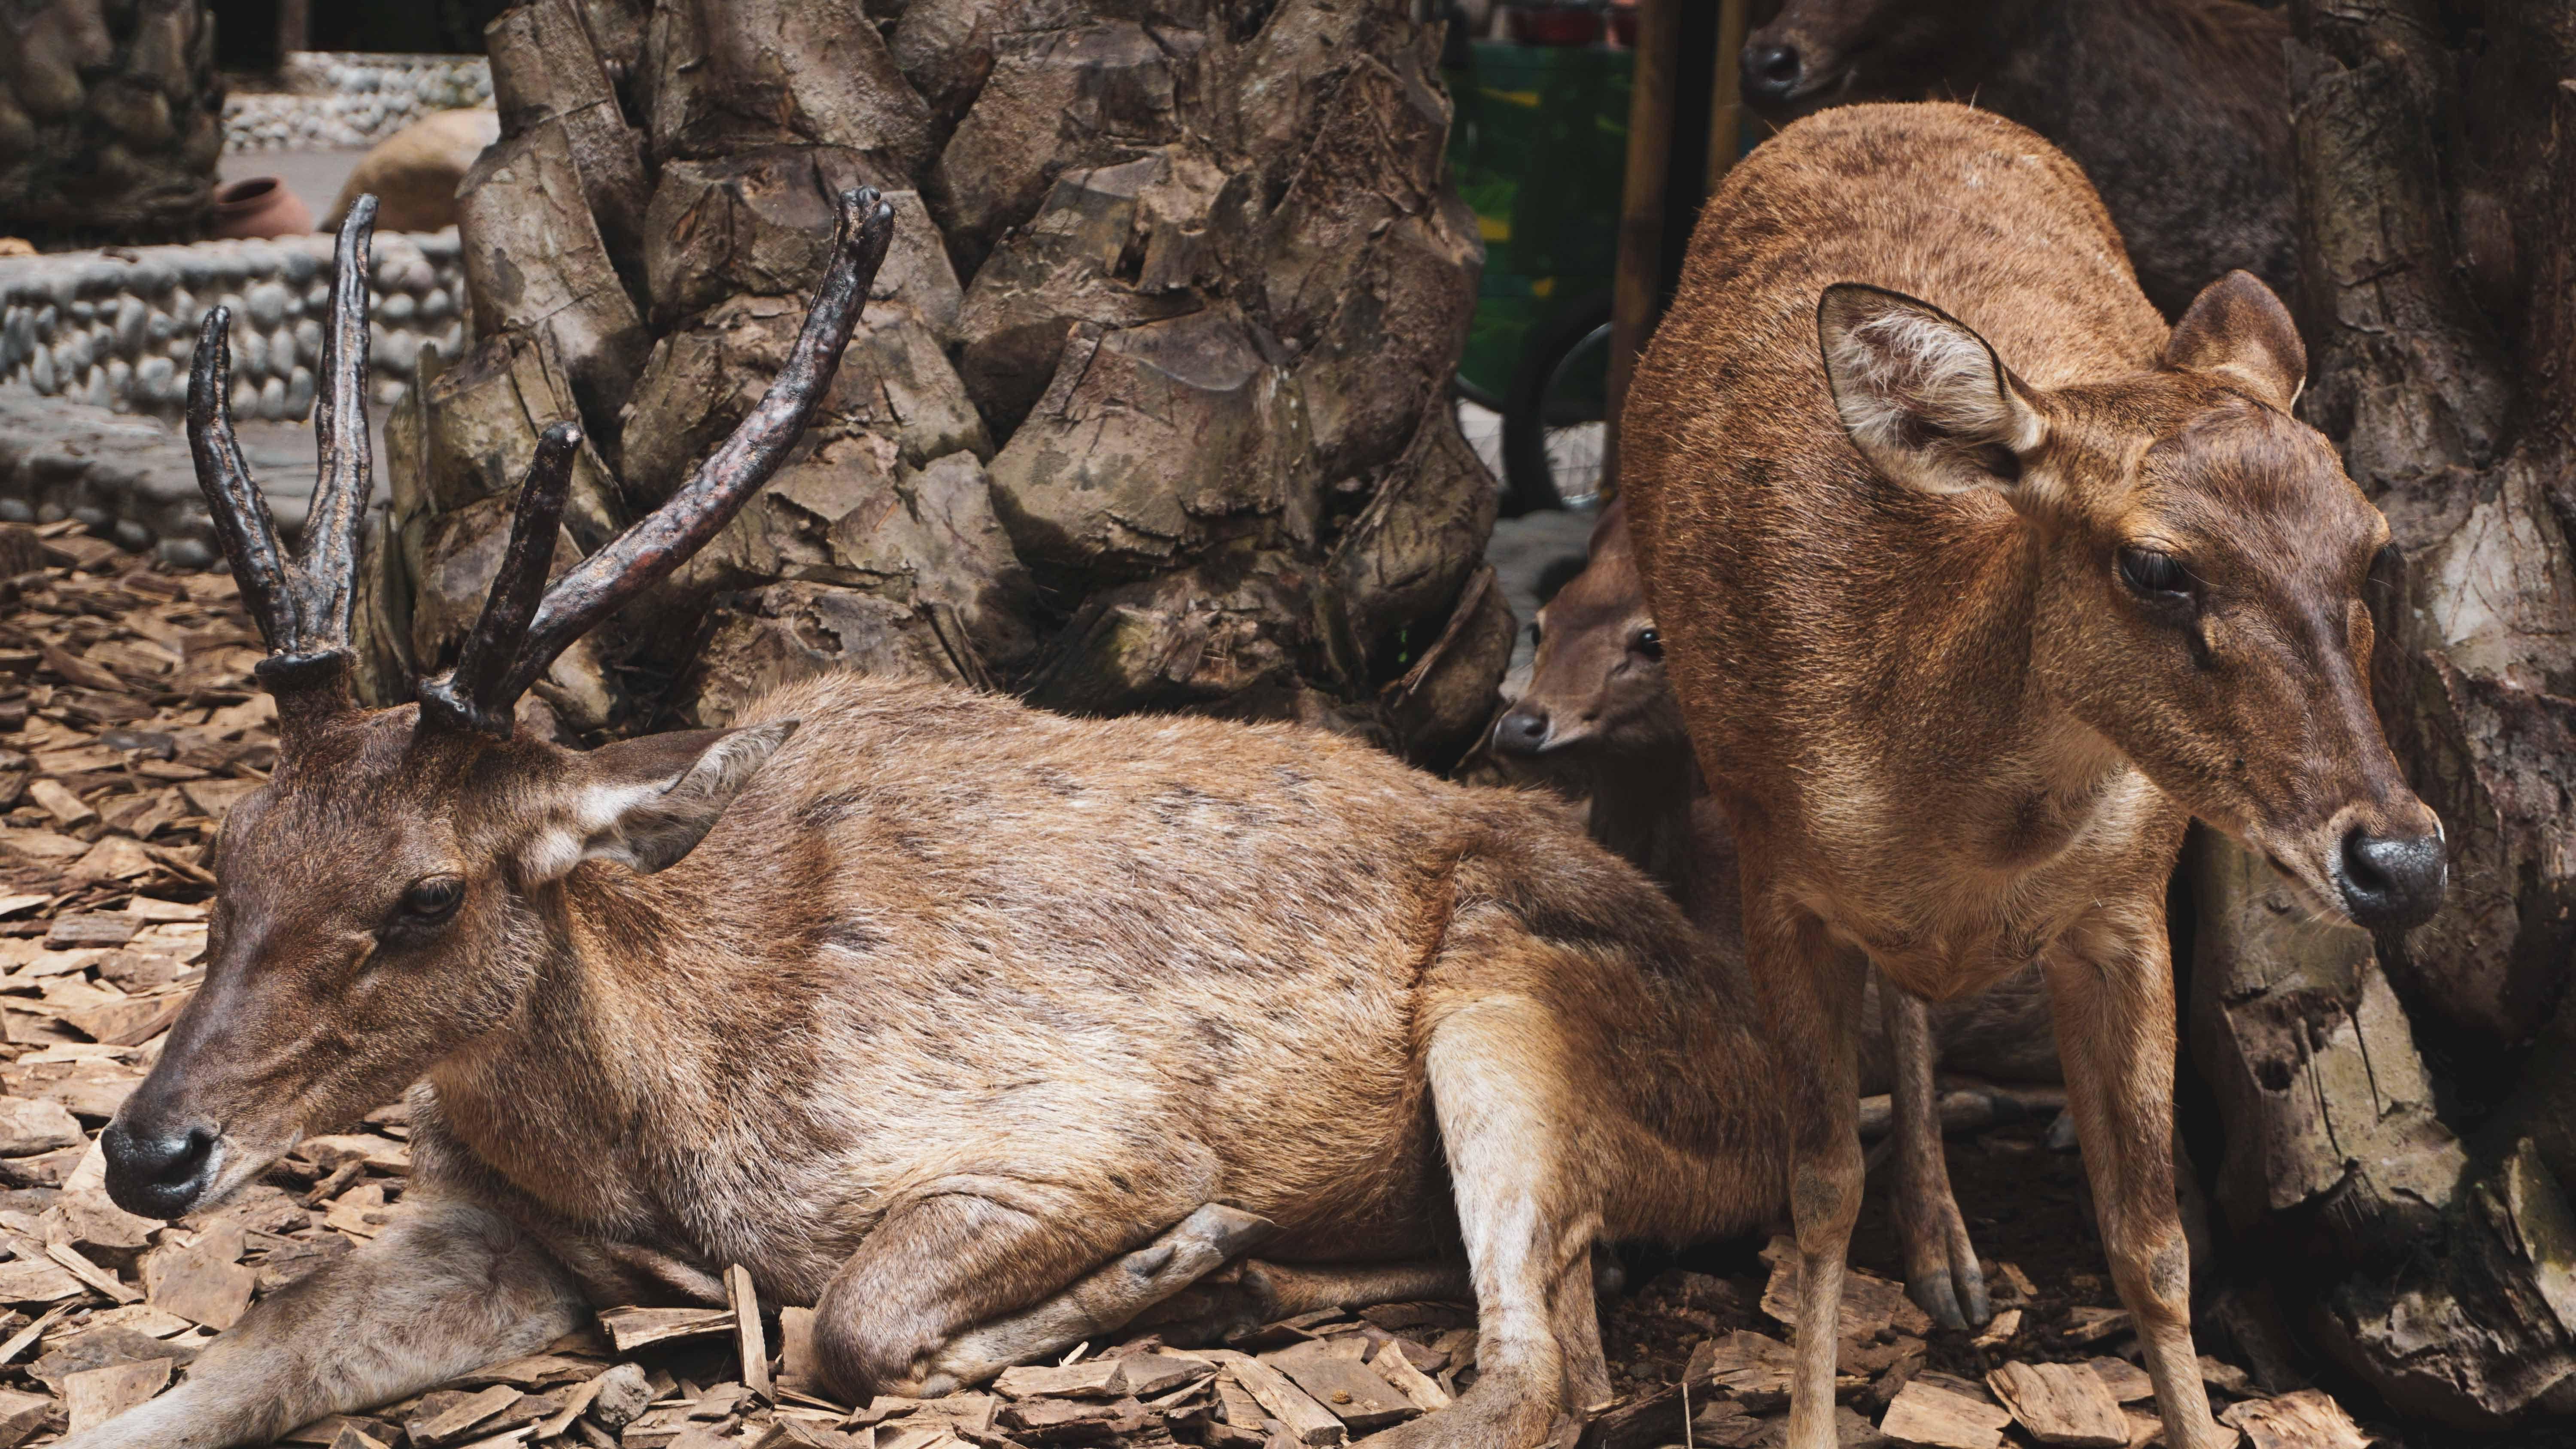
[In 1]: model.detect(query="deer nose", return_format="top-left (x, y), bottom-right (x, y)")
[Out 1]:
top-left (1491, 706), bottom-right (1553, 756)
top-left (102, 1119), bottom-right (222, 1219)
top-left (2334, 827), bottom-right (2446, 931)
top-left (1742, 42), bottom-right (1806, 103)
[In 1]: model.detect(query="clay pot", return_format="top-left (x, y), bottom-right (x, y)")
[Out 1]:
top-left (210, 177), bottom-right (315, 239)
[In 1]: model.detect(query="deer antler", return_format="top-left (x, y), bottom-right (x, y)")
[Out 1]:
top-left (415, 186), bottom-right (897, 735)
top-left (187, 197), bottom-right (381, 696)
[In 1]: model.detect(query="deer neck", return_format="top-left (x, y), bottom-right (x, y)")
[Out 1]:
top-left (424, 873), bottom-right (746, 1227)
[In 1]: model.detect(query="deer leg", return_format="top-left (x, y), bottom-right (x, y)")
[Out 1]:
top-left (1883, 982), bottom-right (1990, 1328)
top-left (61, 1194), bottom-right (583, 1449)
top-left (1347, 991), bottom-right (1600, 1449)
top-left (2040, 912), bottom-right (2227, 1449)
top-left (1752, 901), bottom-right (1869, 1449)
top-left (1132, 1257), bottom-right (1472, 1344)
top-left (812, 1187), bottom-right (1246, 1400)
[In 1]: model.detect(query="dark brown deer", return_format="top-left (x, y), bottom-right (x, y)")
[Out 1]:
top-left (69, 194), bottom-right (1794, 1449)
top-left (1738, 0), bottom-right (2291, 318)
top-left (1620, 103), bottom-right (2445, 1449)
top-left (1489, 499), bottom-right (2058, 1329)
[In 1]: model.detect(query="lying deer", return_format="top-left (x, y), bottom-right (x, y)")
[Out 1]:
top-left (74, 193), bottom-right (1792, 1449)
top-left (1620, 103), bottom-right (2446, 1449)
top-left (1738, 0), bottom-right (2291, 317)
top-left (1488, 498), bottom-right (2058, 1328)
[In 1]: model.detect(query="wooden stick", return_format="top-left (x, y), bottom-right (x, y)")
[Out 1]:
top-left (1604, 0), bottom-right (1681, 494)
top-left (728, 1264), bottom-right (772, 1403)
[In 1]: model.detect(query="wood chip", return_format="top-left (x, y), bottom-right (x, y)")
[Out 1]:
top-left (1366, 1340), bottom-right (1452, 1413)
top-left (1203, 1350), bottom-right (1346, 1446)
top-left (145, 1240), bottom-right (258, 1329)
top-left (64, 987), bottom-right (192, 1046)
top-left (991, 1357), bottom-right (1124, 1399)
top-left (727, 1263), bottom-right (772, 1403)
top-left (597, 1305), bottom-right (735, 1353)
top-left (1683, 1330), bottom-right (1797, 1410)
top-left (42, 912), bottom-right (132, 949)
top-left (777, 1305), bottom-right (817, 1388)
top-left (407, 1385), bottom-right (527, 1445)
top-left (1759, 1235), bottom-right (1935, 1340)
top-left (64, 1355), bottom-right (171, 1432)
top-left (2221, 1391), bottom-right (2366, 1449)
top-left (2088, 1358), bottom-right (2155, 1404)
top-left (1264, 1338), bottom-right (1416, 1433)
top-left (2062, 1307), bottom-right (2134, 1344)
top-left (1989, 1361), bottom-right (2131, 1448)
top-left (45, 1240), bottom-right (139, 1302)
top-left (1880, 1379), bottom-right (2014, 1449)
top-left (0, 1388), bottom-right (48, 1449)
top-left (1971, 1307), bottom-right (2023, 1349)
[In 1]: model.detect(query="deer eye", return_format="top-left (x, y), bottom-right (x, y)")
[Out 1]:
top-left (1632, 627), bottom-right (1664, 661)
top-left (396, 876), bottom-right (464, 925)
top-left (2118, 546), bottom-right (2190, 600)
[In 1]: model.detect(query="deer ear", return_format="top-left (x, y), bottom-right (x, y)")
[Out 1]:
top-left (526, 720), bottom-right (799, 882)
top-left (1817, 284), bottom-right (2047, 497)
top-left (2165, 270), bottom-right (2305, 411)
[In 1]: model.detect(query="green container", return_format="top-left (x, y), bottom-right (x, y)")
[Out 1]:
top-left (1443, 41), bottom-right (1631, 400)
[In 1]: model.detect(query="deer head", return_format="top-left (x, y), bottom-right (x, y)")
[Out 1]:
top-left (1740, 0), bottom-right (1984, 113)
top-left (101, 189), bottom-right (896, 1220)
top-left (1488, 499), bottom-right (1692, 780)
top-left (1816, 271), bottom-right (2445, 932)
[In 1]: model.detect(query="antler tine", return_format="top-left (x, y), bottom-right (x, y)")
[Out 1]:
top-left (294, 195), bottom-right (379, 661)
top-left (185, 309), bottom-right (296, 652)
top-left (416, 422), bottom-right (581, 736)
top-left (477, 187), bottom-right (897, 715)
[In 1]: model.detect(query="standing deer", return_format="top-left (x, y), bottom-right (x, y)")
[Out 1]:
top-left (1620, 103), bottom-right (2445, 1449)
top-left (72, 193), bottom-right (1794, 1449)
top-left (1738, 0), bottom-right (2292, 318)
top-left (1489, 498), bottom-right (2059, 1329)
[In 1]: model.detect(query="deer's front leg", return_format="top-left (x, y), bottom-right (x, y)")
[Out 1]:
top-left (1749, 897), bottom-right (1869, 1449)
top-left (2041, 909), bottom-right (2227, 1449)
top-left (1882, 983), bottom-right (1989, 1328)
top-left (63, 1194), bottom-right (584, 1449)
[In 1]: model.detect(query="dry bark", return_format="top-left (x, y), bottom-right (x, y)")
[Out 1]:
top-left (0, 0), bottom-right (222, 248)
top-left (377, 0), bottom-right (1499, 774)
top-left (2184, 0), bottom-right (2576, 1425)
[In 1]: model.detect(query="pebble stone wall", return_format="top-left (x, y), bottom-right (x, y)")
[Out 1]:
top-left (222, 53), bottom-right (494, 153)
top-left (0, 231), bottom-right (468, 421)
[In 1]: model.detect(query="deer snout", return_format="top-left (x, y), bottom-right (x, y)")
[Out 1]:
top-left (102, 1116), bottom-right (225, 1220)
top-left (2332, 813), bottom-right (2447, 931)
top-left (1491, 704), bottom-right (1556, 756)
top-left (1741, 40), bottom-right (1810, 104)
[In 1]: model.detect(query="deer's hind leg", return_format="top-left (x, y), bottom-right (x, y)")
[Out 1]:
top-left (813, 1169), bottom-right (1270, 1401)
top-left (1883, 985), bottom-right (1990, 1328)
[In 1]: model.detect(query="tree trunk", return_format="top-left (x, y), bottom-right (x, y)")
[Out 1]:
top-left (0, 0), bottom-right (223, 249)
top-left (2189, 0), bottom-right (2576, 1427)
top-left (371, 0), bottom-right (1501, 766)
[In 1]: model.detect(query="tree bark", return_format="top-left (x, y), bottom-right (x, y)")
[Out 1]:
top-left (2188, 0), bottom-right (2576, 1425)
top-left (374, 0), bottom-right (1501, 767)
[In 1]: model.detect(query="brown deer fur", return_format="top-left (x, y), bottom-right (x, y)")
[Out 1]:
top-left (70, 671), bottom-right (1794, 1449)
top-left (1621, 103), bottom-right (2441, 1449)
top-left (1739, 0), bottom-right (2291, 317)
top-left (1489, 500), bottom-right (2057, 1327)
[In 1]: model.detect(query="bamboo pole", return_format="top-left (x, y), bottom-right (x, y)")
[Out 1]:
top-left (1601, 0), bottom-right (1680, 494)
top-left (1709, 0), bottom-right (1752, 191)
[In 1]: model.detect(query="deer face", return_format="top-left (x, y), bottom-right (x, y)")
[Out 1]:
top-left (1489, 500), bottom-right (1692, 776)
top-left (1741, 0), bottom-right (1980, 114)
top-left (97, 188), bottom-right (889, 1220)
top-left (1819, 272), bottom-right (2445, 931)
top-left (101, 709), bottom-right (795, 1218)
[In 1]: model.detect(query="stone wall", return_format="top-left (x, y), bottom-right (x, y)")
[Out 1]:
top-left (223, 53), bottom-right (492, 153)
top-left (0, 232), bottom-right (467, 420)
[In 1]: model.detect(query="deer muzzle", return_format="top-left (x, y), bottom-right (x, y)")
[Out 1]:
top-left (102, 1116), bottom-right (228, 1219)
